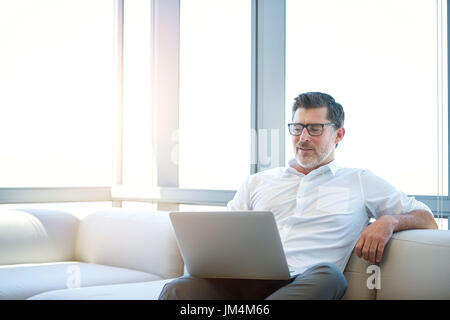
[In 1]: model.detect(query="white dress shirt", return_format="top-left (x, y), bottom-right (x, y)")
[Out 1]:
top-left (227, 160), bottom-right (432, 274)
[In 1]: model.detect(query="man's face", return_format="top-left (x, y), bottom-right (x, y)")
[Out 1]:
top-left (291, 107), bottom-right (344, 172)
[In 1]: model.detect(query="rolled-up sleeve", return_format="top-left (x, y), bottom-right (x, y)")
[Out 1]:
top-left (360, 169), bottom-right (432, 219)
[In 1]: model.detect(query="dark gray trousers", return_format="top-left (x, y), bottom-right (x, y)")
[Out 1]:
top-left (158, 262), bottom-right (348, 300)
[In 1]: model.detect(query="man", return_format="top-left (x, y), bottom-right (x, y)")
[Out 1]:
top-left (159, 92), bottom-right (437, 300)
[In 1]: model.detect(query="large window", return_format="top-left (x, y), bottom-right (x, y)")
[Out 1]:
top-left (1, 1), bottom-right (449, 230)
top-left (178, 0), bottom-right (251, 190)
top-left (285, 0), bottom-right (448, 196)
top-left (0, 0), bottom-right (114, 187)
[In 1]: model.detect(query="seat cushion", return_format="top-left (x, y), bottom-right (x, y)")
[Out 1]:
top-left (28, 278), bottom-right (174, 300)
top-left (0, 261), bottom-right (160, 300)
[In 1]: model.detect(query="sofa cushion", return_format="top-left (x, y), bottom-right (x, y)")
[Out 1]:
top-left (0, 209), bottom-right (78, 265)
top-left (75, 209), bottom-right (184, 279)
top-left (28, 278), bottom-right (174, 300)
top-left (0, 261), bottom-right (160, 300)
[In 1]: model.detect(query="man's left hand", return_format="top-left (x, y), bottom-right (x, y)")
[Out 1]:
top-left (355, 215), bottom-right (397, 264)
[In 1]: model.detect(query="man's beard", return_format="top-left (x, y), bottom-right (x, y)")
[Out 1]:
top-left (295, 141), bottom-right (335, 169)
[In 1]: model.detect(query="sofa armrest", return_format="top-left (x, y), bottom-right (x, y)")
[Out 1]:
top-left (377, 229), bottom-right (450, 299)
top-left (0, 209), bottom-right (79, 265)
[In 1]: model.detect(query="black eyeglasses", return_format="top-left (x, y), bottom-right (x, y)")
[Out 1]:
top-left (287, 123), bottom-right (336, 136)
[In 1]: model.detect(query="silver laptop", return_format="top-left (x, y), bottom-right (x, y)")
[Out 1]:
top-left (169, 211), bottom-right (293, 280)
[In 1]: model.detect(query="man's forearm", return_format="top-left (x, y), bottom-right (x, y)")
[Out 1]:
top-left (390, 210), bottom-right (438, 232)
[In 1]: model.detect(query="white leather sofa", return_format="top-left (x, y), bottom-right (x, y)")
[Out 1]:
top-left (0, 208), bottom-right (449, 300)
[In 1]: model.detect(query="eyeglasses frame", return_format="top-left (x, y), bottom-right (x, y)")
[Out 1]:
top-left (287, 122), bottom-right (336, 136)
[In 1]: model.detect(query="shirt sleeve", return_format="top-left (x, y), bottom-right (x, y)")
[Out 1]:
top-left (360, 169), bottom-right (432, 219)
top-left (227, 177), bottom-right (252, 211)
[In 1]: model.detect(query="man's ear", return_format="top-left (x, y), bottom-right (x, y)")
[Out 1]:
top-left (335, 127), bottom-right (345, 145)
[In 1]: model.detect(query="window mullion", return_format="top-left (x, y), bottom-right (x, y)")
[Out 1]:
top-left (254, 0), bottom-right (286, 173)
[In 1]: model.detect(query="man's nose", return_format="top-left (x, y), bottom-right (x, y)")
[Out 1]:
top-left (299, 127), bottom-right (311, 141)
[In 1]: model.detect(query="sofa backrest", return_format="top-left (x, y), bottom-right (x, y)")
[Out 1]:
top-left (75, 208), bottom-right (184, 280)
top-left (0, 209), bottom-right (78, 265)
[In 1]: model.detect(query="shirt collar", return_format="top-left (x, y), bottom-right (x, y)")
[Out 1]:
top-left (283, 159), bottom-right (340, 177)
top-left (326, 160), bottom-right (340, 176)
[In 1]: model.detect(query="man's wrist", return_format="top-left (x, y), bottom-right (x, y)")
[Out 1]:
top-left (391, 215), bottom-right (400, 232)
top-left (380, 215), bottom-right (399, 232)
